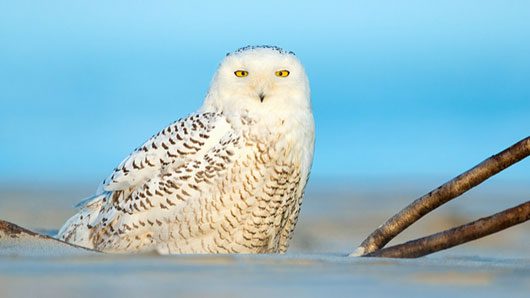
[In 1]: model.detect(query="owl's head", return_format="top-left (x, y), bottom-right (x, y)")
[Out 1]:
top-left (202, 46), bottom-right (311, 118)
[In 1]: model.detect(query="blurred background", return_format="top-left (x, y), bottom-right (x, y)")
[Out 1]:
top-left (0, 1), bottom-right (528, 254)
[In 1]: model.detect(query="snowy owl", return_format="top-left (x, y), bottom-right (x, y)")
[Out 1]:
top-left (57, 45), bottom-right (314, 254)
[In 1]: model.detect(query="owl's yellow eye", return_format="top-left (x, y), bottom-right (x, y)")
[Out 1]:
top-left (275, 70), bottom-right (290, 77)
top-left (234, 70), bottom-right (248, 77)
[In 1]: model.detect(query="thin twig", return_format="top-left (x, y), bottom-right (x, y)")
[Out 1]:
top-left (365, 201), bottom-right (530, 258)
top-left (352, 136), bottom-right (530, 257)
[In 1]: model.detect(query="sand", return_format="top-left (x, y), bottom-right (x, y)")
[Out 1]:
top-left (0, 179), bottom-right (529, 297)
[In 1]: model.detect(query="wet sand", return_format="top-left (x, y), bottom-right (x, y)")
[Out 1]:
top-left (0, 178), bottom-right (529, 297)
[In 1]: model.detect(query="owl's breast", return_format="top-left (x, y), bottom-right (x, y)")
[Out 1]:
top-left (209, 116), bottom-right (311, 252)
top-left (238, 111), bottom-right (314, 164)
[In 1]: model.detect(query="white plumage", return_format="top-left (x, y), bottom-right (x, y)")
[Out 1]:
top-left (57, 46), bottom-right (315, 254)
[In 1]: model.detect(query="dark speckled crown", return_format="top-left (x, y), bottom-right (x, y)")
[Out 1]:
top-left (227, 45), bottom-right (295, 57)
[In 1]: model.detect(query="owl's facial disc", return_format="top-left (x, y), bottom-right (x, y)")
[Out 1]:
top-left (203, 46), bottom-right (310, 114)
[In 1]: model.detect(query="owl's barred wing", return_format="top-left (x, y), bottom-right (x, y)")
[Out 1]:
top-left (98, 112), bottom-right (228, 193)
top-left (86, 117), bottom-right (241, 252)
top-left (59, 112), bottom-right (239, 248)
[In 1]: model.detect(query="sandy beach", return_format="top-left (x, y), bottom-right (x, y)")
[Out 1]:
top-left (1, 178), bottom-right (528, 297)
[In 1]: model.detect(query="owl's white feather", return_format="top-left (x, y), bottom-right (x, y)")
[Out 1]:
top-left (57, 46), bottom-right (314, 254)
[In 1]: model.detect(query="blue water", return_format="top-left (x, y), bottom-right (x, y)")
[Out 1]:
top-left (1, 1), bottom-right (529, 184)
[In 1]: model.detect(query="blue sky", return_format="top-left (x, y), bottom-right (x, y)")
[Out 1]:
top-left (0, 1), bottom-right (529, 185)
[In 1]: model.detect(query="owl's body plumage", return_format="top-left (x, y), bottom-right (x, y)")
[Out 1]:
top-left (58, 46), bottom-right (314, 254)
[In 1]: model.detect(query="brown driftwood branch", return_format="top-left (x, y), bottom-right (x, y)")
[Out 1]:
top-left (352, 136), bottom-right (530, 257)
top-left (365, 201), bottom-right (530, 258)
top-left (0, 219), bottom-right (97, 254)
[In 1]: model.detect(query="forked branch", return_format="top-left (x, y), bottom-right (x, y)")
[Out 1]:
top-left (366, 201), bottom-right (530, 258)
top-left (352, 136), bottom-right (530, 257)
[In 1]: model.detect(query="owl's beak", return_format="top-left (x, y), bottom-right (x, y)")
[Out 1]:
top-left (258, 92), bottom-right (266, 103)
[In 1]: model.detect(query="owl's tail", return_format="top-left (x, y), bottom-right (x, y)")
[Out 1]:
top-left (56, 193), bottom-right (106, 249)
